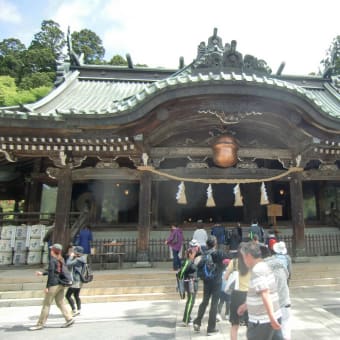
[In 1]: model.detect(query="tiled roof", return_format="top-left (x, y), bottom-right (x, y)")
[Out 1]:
top-left (0, 70), bottom-right (339, 120)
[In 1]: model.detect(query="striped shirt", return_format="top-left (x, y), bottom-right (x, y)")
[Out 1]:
top-left (246, 261), bottom-right (281, 323)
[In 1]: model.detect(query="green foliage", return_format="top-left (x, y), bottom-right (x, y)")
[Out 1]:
top-left (0, 38), bottom-right (26, 56)
top-left (108, 55), bottom-right (128, 66)
top-left (321, 35), bottom-right (340, 76)
top-left (19, 72), bottom-right (53, 90)
top-left (30, 20), bottom-right (66, 60)
top-left (0, 75), bottom-right (51, 106)
top-left (0, 38), bottom-right (26, 80)
top-left (71, 29), bottom-right (105, 64)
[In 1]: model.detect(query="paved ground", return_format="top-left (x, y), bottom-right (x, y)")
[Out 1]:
top-left (1, 260), bottom-right (340, 339)
top-left (1, 287), bottom-right (340, 339)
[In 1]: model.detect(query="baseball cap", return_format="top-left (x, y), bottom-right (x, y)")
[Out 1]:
top-left (74, 246), bottom-right (84, 255)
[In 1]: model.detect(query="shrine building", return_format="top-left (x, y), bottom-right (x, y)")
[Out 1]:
top-left (0, 28), bottom-right (339, 263)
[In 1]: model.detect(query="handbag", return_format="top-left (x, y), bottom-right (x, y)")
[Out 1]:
top-left (224, 259), bottom-right (239, 294)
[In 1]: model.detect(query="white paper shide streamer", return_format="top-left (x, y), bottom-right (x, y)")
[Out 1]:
top-left (260, 182), bottom-right (269, 205)
top-left (206, 184), bottom-right (216, 207)
top-left (233, 184), bottom-right (243, 206)
top-left (176, 181), bottom-right (187, 204)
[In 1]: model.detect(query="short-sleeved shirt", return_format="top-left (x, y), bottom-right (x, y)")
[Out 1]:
top-left (226, 258), bottom-right (251, 292)
top-left (246, 261), bottom-right (281, 324)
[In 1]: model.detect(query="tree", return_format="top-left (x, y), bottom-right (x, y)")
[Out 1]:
top-left (321, 35), bottom-right (340, 76)
top-left (0, 38), bottom-right (26, 56)
top-left (108, 55), bottom-right (128, 66)
top-left (71, 29), bottom-right (105, 64)
top-left (30, 20), bottom-right (66, 61)
top-left (0, 38), bottom-right (26, 79)
top-left (19, 72), bottom-right (54, 90)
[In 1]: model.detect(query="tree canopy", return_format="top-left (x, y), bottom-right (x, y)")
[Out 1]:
top-left (321, 35), bottom-right (340, 76)
top-left (71, 29), bottom-right (105, 64)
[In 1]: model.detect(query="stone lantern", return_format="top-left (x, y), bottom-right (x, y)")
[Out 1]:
top-left (212, 135), bottom-right (238, 167)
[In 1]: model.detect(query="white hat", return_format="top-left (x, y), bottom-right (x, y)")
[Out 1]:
top-left (189, 239), bottom-right (199, 247)
top-left (273, 241), bottom-right (287, 255)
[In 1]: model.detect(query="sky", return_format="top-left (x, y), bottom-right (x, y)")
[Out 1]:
top-left (0, 0), bottom-right (339, 75)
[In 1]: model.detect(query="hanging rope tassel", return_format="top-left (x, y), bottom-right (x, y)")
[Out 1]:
top-left (260, 182), bottom-right (269, 205)
top-left (206, 184), bottom-right (216, 207)
top-left (176, 181), bottom-right (187, 204)
top-left (233, 183), bottom-right (243, 206)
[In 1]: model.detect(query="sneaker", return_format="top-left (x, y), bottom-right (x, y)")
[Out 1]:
top-left (187, 320), bottom-right (193, 326)
top-left (216, 313), bottom-right (222, 322)
top-left (193, 323), bottom-right (200, 332)
top-left (73, 311), bottom-right (80, 316)
top-left (207, 329), bottom-right (219, 336)
top-left (29, 325), bottom-right (43, 331)
top-left (61, 318), bottom-right (75, 328)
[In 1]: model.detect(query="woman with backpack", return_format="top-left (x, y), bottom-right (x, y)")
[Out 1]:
top-left (29, 243), bottom-right (74, 331)
top-left (66, 246), bottom-right (87, 316)
top-left (225, 243), bottom-right (250, 340)
top-left (177, 246), bottom-right (198, 326)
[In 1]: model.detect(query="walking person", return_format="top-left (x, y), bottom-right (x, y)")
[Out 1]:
top-left (211, 218), bottom-right (226, 251)
top-left (216, 258), bottom-right (231, 321)
top-left (193, 235), bottom-right (229, 336)
top-left (66, 246), bottom-right (87, 316)
top-left (165, 224), bottom-right (183, 271)
top-left (226, 244), bottom-right (251, 340)
top-left (272, 242), bottom-right (292, 284)
top-left (29, 243), bottom-right (74, 331)
top-left (237, 242), bottom-right (283, 340)
top-left (263, 247), bottom-right (292, 340)
top-left (178, 247), bottom-right (198, 326)
top-left (77, 225), bottom-right (93, 261)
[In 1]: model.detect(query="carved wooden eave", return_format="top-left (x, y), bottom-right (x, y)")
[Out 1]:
top-left (0, 135), bottom-right (138, 163)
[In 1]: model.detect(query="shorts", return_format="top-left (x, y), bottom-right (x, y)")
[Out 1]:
top-left (229, 290), bottom-right (248, 325)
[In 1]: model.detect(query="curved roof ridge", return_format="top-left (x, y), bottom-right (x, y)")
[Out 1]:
top-left (24, 71), bottom-right (79, 112)
top-left (103, 71), bottom-right (339, 119)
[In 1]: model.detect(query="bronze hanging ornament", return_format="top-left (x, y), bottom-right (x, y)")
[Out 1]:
top-left (212, 135), bottom-right (238, 167)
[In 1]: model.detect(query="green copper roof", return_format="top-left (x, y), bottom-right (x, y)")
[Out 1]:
top-left (0, 70), bottom-right (339, 120)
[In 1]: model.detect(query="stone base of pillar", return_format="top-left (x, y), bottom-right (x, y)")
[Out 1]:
top-left (133, 261), bottom-right (152, 268)
top-left (292, 256), bottom-right (310, 263)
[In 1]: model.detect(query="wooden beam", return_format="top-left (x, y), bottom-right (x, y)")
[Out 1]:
top-left (150, 147), bottom-right (292, 160)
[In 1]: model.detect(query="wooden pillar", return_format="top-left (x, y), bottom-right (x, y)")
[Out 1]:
top-left (151, 181), bottom-right (159, 227)
top-left (136, 172), bottom-right (152, 266)
top-left (53, 166), bottom-right (73, 251)
top-left (289, 172), bottom-right (306, 258)
top-left (25, 159), bottom-right (43, 213)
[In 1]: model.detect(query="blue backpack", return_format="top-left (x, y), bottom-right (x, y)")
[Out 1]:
top-left (197, 250), bottom-right (217, 281)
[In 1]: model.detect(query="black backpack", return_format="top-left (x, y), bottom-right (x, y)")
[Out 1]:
top-left (197, 250), bottom-right (217, 281)
top-left (77, 262), bottom-right (94, 283)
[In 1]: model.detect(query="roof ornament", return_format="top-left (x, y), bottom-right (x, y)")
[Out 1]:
top-left (67, 26), bottom-right (84, 66)
top-left (192, 28), bottom-right (272, 75)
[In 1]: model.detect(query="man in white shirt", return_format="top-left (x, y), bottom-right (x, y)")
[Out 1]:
top-left (238, 242), bottom-right (283, 340)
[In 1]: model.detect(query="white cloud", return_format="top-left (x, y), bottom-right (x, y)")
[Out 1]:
top-left (0, 0), bottom-right (21, 23)
top-left (51, 0), bottom-right (102, 33)
top-left (98, 0), bottom-right (339, 74)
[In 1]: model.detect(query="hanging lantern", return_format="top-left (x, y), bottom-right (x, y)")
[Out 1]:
top-left (212, 135), bottom-right (238, 168)
top-left (233, 183), bottom-right (243, 206)
top-left (206, 184), bottom-right (216, 207)
top-left (260, 182), bottom-right (269, 205)
top-left (176, 181), bottom-right (187, 204)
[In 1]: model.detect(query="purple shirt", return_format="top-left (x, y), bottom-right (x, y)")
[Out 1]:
top-left (167, 228), bottom-right (183, 251)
